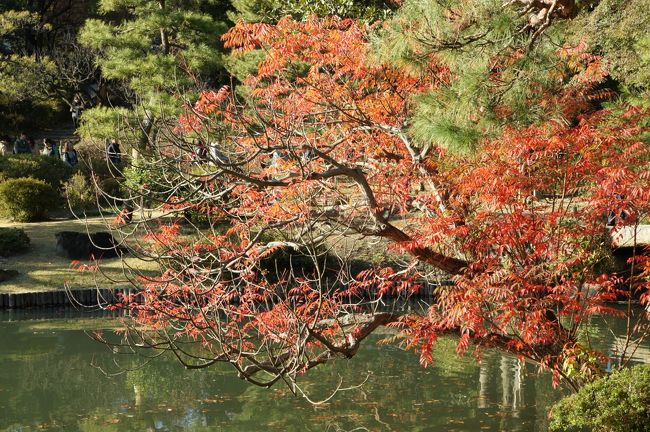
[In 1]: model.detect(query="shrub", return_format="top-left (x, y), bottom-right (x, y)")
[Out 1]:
top-left (99, 177), bottom-right (122, 197)
top-left (0, 227), bottom-right (30, 256)
top-left (122, 162), bottom-right (168, 204)
top-left (60, 142), bottom-right (124, 207)
top-left (76, 155), bottom-right (121, 182)
top-left (549, 363), bottom-right (650, 432)
top-left (63, 172), bottom-right (97, 212)
top-left (0, 178), bottom-right (59, 222)
top-left (0, 154), bottom-right (72, 188)
top-left (97, 177), bottom-right (124, 207)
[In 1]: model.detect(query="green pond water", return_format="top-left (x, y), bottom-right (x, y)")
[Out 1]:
top-left (0, 308), bottom-right (647, 432)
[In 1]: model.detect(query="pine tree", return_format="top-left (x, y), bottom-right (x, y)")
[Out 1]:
top-left (78, 0), bottom-right (230, 147)
top-left (372, 0), bottom-right (650, 153)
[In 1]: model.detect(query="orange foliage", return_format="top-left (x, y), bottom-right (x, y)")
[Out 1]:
top-left (123, 17), bottom-right (650, 388)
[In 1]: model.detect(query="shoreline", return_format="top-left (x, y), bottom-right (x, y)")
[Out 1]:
top-left (0, 287), bottom-right (136, 310)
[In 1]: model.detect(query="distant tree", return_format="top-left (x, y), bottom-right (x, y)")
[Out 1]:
top-left (78, 0), bottom-right (230, 150)
top-left (0, 0), bottom-right (97, 130)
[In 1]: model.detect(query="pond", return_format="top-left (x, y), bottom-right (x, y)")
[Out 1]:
top-left (0, 308), bottom-right (647, 432)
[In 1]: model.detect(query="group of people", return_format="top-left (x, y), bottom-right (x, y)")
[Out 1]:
top-left (0, 133), bottom-right (78, 167)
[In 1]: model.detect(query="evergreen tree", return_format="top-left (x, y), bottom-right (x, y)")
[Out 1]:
top-left (78, 0), bottom-right (230, 147)
top-left (0, 0), bottom-right (97, 131)
top-left (372, 0), bottom-right (650, 153)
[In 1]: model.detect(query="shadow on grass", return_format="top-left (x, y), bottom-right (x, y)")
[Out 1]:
top-left (0, 216), bottom-right (158, 294)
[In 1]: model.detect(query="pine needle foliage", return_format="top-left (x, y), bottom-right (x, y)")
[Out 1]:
top-left (371, 0), bottom-right (649, 153)
top-left (79, 0), bottom-right (230, 141)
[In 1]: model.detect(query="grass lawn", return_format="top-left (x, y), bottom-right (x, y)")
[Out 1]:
top-left (0, 216), bottom-right (159, 294)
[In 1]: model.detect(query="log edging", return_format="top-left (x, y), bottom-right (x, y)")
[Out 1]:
top-left (0, 288), bottom-right (137, 310)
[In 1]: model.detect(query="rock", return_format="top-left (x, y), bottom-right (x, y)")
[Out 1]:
top-left (0, 269), bottom-right (19, 283)
top-left (55, 231), bottom-right (125, 260)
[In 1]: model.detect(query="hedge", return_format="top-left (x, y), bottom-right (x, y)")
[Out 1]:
top-left (0, 154), bottom-right (72, 188)
top-left (549, 363), bottom-right (650, 432)
top-left (0, 227), bottom-right (30, 256)
top-left (0, 177), bottom-right (59, 222)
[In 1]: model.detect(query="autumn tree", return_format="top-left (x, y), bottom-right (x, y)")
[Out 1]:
top-left (224, 0), bottom-right (397, 88)
top-left (229, 0), bottom-right (396, 23)
top-left (96, 2), bottom-right (650, 395)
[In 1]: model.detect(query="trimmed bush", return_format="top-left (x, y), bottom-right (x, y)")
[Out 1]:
top-left (0, 227), bottom-right (30, 256)
top-left (76, 155), bottom-right (120, 182)
top-left (0, 154), bottom-right (72, 188)
top-left (549, 363), bottom-right (650, 432)
top-left (0, 178), bottom-right (59, 222)
top-left (64, 172), bottom-right (97, 212)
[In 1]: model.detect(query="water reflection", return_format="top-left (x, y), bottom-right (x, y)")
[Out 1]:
top-left (0, 308), bottom-right (646, 432)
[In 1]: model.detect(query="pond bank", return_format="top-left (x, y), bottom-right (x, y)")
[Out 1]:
top-left (0, 283), bottom-right (447, 309)
top-left (0, 287), bottom-right (137, 309)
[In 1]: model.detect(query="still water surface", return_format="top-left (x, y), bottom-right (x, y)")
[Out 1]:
top-left (0, 308), bottom-right (646, 432)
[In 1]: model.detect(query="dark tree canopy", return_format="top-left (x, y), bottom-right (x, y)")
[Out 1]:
top-left (0, 0), bottom-right (98, 130)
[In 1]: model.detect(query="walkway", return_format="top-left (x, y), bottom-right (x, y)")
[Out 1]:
top-left (610, 225), bottom-right (650, 249)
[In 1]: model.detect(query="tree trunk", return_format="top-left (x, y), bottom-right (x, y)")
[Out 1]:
top-left (158, 1), bottom-right (169, 54)
top-left (378, 223), bottom-right (468, 275)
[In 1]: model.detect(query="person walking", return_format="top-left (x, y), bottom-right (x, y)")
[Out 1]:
top-left (106, 138), bottom-right (122, 167)
top-left (70, 95), bottom-right (83, 128)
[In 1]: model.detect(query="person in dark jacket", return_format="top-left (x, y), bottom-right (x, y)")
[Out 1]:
top-left (106, 139), bottom-right (122, 166)
top-left (13, 133), bottom-right (31, 154)
top-left (62, 141), bottom-right (78, 167)
top-left (70, 95), bottom-right (83, 128)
